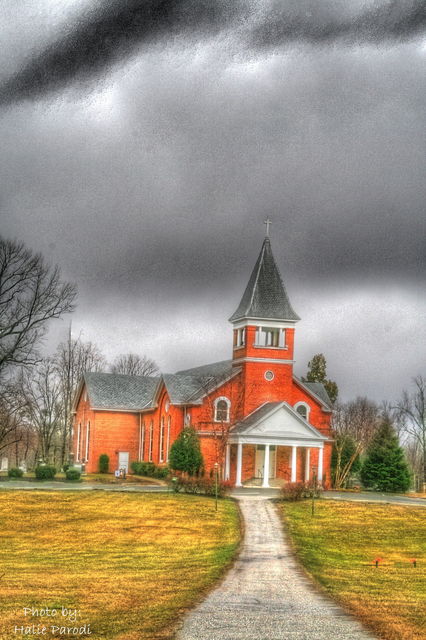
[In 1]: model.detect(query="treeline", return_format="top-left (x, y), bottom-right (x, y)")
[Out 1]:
top-left (0, 234), bottom-right (158, 470)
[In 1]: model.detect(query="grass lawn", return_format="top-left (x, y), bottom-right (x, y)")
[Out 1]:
top-left (0, 491), bottom-right (240, 640)
top-left (281, 500), bottom-right (426, 640)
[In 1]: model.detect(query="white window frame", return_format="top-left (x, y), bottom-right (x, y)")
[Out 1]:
top-left (294, 402), bottom-right (310, 421)
top-left (139, 420), bottom-right (145, 461)
top-left (166, 416), bottom-right (171, 462)
top-left (254, 327), bottom-right (285, 348)
top-left (76, 423), bottom-right (81, 462)
top-left (214, 397), bottom-right (231, 423)
top-left (159, 417), bottom-right (165, 463)
top-left (85, 421), bottom-right (90, 462)
top-left (148, 421), bottom-right (153, 462)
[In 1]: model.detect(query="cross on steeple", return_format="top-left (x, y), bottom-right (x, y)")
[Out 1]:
top-left (264, 218), bottom-right (272, 238)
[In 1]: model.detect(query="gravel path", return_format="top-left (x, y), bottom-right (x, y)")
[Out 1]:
top-left (176, 496), bottom-right (375, 640)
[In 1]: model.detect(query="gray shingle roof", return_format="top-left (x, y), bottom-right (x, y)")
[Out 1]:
top-left (229, 237), bottom-right (300, 322)
top-left (302, 381), bottom-right (332, 408)
top-left (231, 402), bottom-right (282, 433)
top-left (167, 360), bottom-right (240, 404)
top-left (162, 374), bottom-right (205, 405)
top-left (84, 372), bottom-right (159, 410)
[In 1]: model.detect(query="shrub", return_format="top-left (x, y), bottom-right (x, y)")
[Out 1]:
top-left (99, 454), bottom-right (109, 474)
top-left (65, 468), bottom-right (81, 481)
top-left (35, 465), bottom-right (56, 480)
top-left (281, 482), bottom-right (306, 501)
top-left (62, 463), bottom-right (70, 473)
top-left (168, 475), bottom-right (231, 497)
top-left (131, 461), bottom-right (169, 478)
top-left (153, 466), bottom-right (169, 479)
top-left (8, 467), bottom-right (24, 478)
top-left (280, 482), bottom-right (323, 501)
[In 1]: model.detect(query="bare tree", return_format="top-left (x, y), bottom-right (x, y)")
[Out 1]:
top-left (395, 376), bottom-right (426, 485)
top-left (0, 236), bottom-right (77, 377)
top-left (332, 397), bottom-right (380, 488)
top-left (0, 385), bottom-right (27, 456)
top-left (54, 330), bottom-right (106, 464)
top-left (110, 353), bottom-right (159, 376)
top-left (18, 359), bottom-right (63, 463)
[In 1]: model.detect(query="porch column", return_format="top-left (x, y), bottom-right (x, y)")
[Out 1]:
top-left (262, 444), bottom-right (270, 488)
top-left (224, 444), bottom-right (231, 481)
top-left (305, 448), bottom-right (310, 482)
top-left (236, 443), bottom-right (243, 487)
top-left (291, 445), bottom-right (297, 482)
top-left (318, 447), bottom-right (324, 483)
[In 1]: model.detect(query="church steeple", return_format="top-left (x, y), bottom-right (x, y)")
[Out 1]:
top-left (229, 232), bottom-right (300, 415)
top-left (229, 236), bottom-right (300, 323)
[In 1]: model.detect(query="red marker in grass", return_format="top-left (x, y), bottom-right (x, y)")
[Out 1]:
top-left (373, 557), bottom-right (382, 568)
top-left (410, 558), bottom-right (417, 568)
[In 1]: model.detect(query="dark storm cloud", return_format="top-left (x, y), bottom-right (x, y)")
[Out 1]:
top-left (1, 0), bottom-right (425, 106)
top-left (252, 0), bottom-right (426, 49)
top-left (0, 0), bottom-right (246, 106)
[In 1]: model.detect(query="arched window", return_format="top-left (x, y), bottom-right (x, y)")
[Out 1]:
top-left (214, 397), bottom-right (231, 423)
top-left (294, 402), bottom-right (310, 421)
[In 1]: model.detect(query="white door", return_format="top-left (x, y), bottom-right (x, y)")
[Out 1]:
top-left (118, 452), bottom-right (129, 473)
top-left (255, 446), bottom-right (276, 479)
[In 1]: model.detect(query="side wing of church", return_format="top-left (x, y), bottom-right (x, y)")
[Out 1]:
top-left (72, 236), bottom-right (333, 487)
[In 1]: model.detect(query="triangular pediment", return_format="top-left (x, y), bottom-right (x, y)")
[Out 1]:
top-left (231, 402), bottom-right (326, 441)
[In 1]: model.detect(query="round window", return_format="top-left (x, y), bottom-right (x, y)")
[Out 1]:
top-left (264, 370), bottom-right (274, 381)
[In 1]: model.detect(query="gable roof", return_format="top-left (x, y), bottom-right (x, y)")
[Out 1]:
top-left (83, 372), bottom-right (159, 411)
top-left (230, 401), bottom-right (328, 441)
top-left (74, 360), bottom-right (241, 412)
top-left (164, 360), bottom-right (241, 405)
top-left (229, 237), bottom-right (300, 323)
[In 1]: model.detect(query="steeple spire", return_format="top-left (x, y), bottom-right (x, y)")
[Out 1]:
top-left (229, 236), bottom-right (300, 323)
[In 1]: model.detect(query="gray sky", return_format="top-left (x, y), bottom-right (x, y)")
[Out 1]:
top-left (1, 0), bottom-right (425, 402)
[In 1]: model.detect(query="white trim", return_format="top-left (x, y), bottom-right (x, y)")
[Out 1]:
top-left (230, 318), bottom-right (298, 329)
top-left (214, 396), bottom-right (231, 422)
top-left (229, 435), bottom-right (325, 447)
top-left (262, 444), bottom-right (270, 488)
top-left (232, 357), bottom-right (294, 365)
top-left (236, 443), bottom-right (243, 487)
top-left (318, 448), bottom-right (324, 482)
top-left (76, 423), bottom-right (81, 462)
top-left (305, 448), bottom-right (310, 482)
top-left (85, 422), bottom-right (90, 462)
top-left (148, 421), bottom-right (153, 462)
top-left (225, 444), bottom-right (231, 480)
top-left (159, 417), bottom-right (165, 463)
top-left (291, 445), bottom-right (297, 482)
top-left (166, 416), bottom-right (171, 462)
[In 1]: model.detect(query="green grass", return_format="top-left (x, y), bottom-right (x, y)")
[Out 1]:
top-left (0, 492), bottom-right (240, 640)
top-left (281, 500), bottom-right (426, 640)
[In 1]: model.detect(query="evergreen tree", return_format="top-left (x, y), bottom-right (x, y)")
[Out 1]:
top-left (169, 427), bottom-right (203, 475)
top-left (303, 353), bottom-right (338, 404)
top-left (361, 420), bottom-right (411, 492)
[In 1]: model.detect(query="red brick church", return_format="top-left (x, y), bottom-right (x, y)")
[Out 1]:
top-left (72, 231), bottom-right (333, 487)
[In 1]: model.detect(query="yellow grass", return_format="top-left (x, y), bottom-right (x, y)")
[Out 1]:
top-left (281, 500), bottom-right (426, 640)
top-left (0, 492), bottom-right (240, 640)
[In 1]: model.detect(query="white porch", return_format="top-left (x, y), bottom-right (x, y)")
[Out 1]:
top-left (224, 402), bottom-right (328, 488)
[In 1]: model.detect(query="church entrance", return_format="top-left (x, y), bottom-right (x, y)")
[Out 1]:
top-left (255, 445), bottom-right (276, 480)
